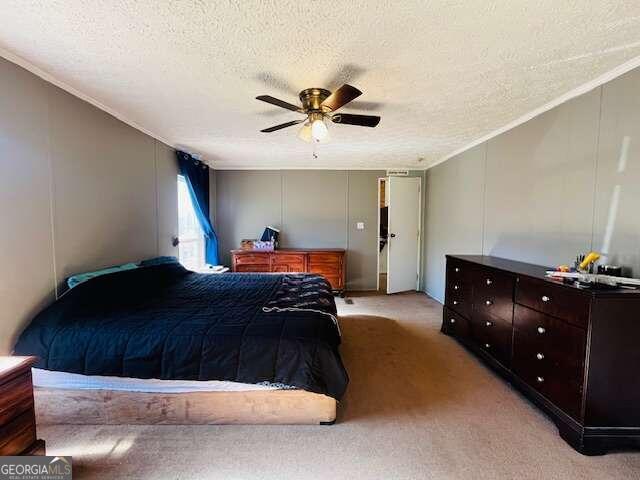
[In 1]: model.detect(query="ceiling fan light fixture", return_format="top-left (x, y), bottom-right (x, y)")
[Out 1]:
top-left (256, 83), bottom-right (379, 141)
top-left (311, 118), bottom-right (329, 143)
top-left (298, 122), bottom-right (312, 143)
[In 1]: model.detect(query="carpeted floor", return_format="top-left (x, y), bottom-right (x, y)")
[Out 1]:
top-left (40, 292), bottom-right (640, 479)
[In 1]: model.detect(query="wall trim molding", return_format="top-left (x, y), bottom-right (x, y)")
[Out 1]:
top-left (424, 289), bottom-right (443, 304)
top-left (0, 48), bottom-right (174, 149)
top-left (208, 166), bottom-right (420, 171)
top-left (5, 47), bottom-right (639, 173)
top-left (428, 54), bottom-right (640, 170)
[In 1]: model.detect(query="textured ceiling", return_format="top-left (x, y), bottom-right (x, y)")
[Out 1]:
top-left (1, 1), bottom-right (640, 169)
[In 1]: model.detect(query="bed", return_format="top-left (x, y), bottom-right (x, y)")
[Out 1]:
top-left (14, 260), bottom-right (348, 425)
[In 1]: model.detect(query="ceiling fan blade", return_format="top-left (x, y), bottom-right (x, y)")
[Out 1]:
top-left (260, 119), bottom-right (304, 133)
top-left (321, 84), bottom-right (362, 111)
top-left (331, 113), bottom-right (380, 127)
top-left (256, 95), bottom-right (302, 112)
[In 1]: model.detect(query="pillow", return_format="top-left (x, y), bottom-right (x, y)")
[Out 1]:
top-left (138, 256), bottom-right (179, 267)
top-left (67, 262), bottom-right (139, 289)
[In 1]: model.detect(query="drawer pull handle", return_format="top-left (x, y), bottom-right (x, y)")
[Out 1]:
top-left (454, 285), bottom-right (459, 290)
top-left (485, 321), bottom-right (493, 327)
top-left (484, 343), bottom-right (491, 348)
top-left (542, 295), bottom-right (550, 302)
top-left (485, 300), bottom-right (493, 306)
top-left (486, 279), bottom-right (492, 285)
top-left (536, 376), bottom-right (545, 383)
top-left (453, 300), bottom-right (459, 305)
top-left (536, 353), bottom-right (544, 360)
top-left (455, 267), bottom-right (460, 273)
top-left (450, 318), bottom-right (456, 324)
top-left (537, 326), bottom-right (546, 334)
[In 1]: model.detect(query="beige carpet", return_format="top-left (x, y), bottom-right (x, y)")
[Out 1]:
top-left (40, 292), bottom-right (640, 479)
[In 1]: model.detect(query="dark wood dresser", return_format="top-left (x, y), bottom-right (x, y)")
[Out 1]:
top-left (0, 356), bottom-right (45, 455)
top-left (442, 255), bottom-right (640, 455)
top-left (231, 248), bottom-right (345, 294)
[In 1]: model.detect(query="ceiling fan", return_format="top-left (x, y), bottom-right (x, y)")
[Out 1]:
top-left (256, 84), bottom-right (380, 143)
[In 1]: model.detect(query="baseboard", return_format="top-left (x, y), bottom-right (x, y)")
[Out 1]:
top-left (424, 289), bottom-right (444, 304)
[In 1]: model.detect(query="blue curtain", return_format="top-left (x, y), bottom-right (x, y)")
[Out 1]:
top-left (176, 151), bottom-right (219, 265)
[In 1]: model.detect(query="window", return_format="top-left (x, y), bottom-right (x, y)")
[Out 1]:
top-left (177, 175), bottom-right (205, 271)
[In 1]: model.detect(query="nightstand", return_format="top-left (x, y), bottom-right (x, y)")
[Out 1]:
top-left (0, 356), bottom-right (45, 455)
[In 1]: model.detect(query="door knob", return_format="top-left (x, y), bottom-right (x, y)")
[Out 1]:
top-left (390, 233), bottom-right (396, 238)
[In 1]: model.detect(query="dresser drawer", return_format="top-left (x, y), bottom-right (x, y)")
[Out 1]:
top-left (470, 314), bottom-right (513, 367)
top-left (270, 254), bottom-right (306, 273)
top-left (472, 268), bottom-right (514, 322)
top-left (442, 307), bottom-right (471, 340)
top-left (308, 263), bottom-right (341, 278)
top-left (445, 293), bottom-right (471, 319)
top-left (234, 253), bottom-right (270, 265)
top-left (513, 304), bottom-right (586, 419)
top-left (0, 409), bottom-right (36, 456)
top-left (308, 252), bottom-right (343, 265)
top-left (270, 263), bottom-right (305, 273)
top-left (0, 373), bottom-right (34, 425)
top-left (447, 258), bottom-right (470, 280)
top-left (513, 355), bottom-right (583, 420)
top-left (271, 254), bottom-right (305, 265)
top-left (235, 264), bottom-right (270, 272)
top-left (320, 275), bottom-right (342, 290)
top-left (513, 305), bottom-right (587, 366)
top-left (515, 276), bottom-right (590, 329)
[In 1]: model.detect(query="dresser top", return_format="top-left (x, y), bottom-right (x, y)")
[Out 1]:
top-left (447, 254), bottom-right (640, 297)
top-left (232, 248), bottom-right (345, 254)
top-left (0, 356), bottom-right (37, 383)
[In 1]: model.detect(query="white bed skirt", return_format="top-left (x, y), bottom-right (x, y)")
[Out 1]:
top-left (31, 368), bottom-right (281, 393)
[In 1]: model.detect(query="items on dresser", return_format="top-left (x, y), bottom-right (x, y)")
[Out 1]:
top-left (442, 255), bottom-right (640, 455)
top-left (260, 226), bottom-right (280, 248)
top-left (0, 357), bottom-right (45, 455)
top-left (231, 248), bottom-right (345, 295)
top-left (545, 269), bottom-right (640, 288)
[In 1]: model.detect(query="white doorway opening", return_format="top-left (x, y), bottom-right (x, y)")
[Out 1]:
top-left (377, 176), bottom-right (421, 294)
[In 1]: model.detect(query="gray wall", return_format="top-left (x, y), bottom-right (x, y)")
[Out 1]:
top-left (424, 68), bottom-right (640, 302)
top-left (214, 170), bottom-right (386, 290)
top-left (0, 57), bottom-right (178, 354)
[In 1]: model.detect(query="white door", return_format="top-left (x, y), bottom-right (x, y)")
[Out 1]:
top-left (387, 177), bottom-right (421, 294)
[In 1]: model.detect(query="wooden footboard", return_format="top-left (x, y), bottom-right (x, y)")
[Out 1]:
top-left (34, 388), bottom-right (337, 425)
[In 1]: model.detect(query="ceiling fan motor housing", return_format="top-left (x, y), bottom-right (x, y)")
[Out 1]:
top-left (299, 88), bottom-right (332, 112)
top-left (256, 84), bottom-right (379, 133)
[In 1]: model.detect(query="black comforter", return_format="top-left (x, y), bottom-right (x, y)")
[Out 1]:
top-left (14, 263), bottom-right (348, 399)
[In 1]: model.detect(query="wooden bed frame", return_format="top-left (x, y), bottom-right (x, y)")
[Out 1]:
top-left (34, 387), bottom-right (337, 425)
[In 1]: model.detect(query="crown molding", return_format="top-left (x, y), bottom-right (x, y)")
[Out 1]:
top-left (0, 47), bottom-right (174, 149)
top-left (428, 54), bottom-right (640, 170)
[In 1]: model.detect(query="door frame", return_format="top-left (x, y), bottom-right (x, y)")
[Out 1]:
top-left (377, 176), bottom-right (422, 293)
top-left (376, 177), bottom-right (384, 292)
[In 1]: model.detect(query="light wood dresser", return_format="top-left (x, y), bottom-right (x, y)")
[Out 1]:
top-left (231, 248), bottom-right (345, 295)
